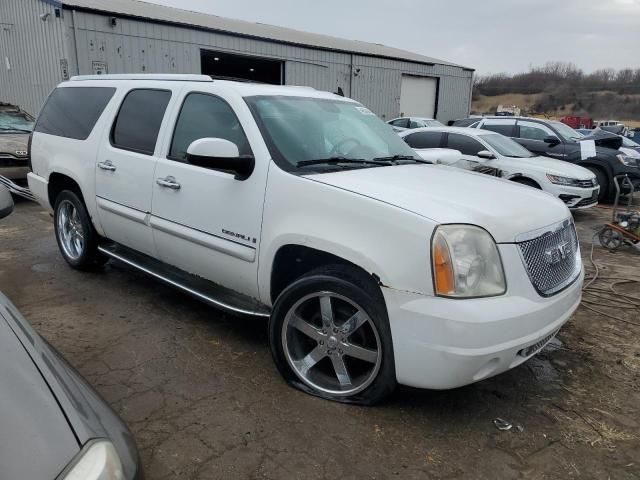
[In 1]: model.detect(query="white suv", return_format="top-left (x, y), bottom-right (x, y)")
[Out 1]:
top-left (28, 74), bottom-right (584, 404)
top-left (400, 127), bottom-right (600, 209)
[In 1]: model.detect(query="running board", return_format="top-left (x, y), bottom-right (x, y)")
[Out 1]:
top-left (98, 243), bottom-right (271, 318)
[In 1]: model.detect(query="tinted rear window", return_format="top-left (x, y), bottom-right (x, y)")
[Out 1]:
top-left (404, 131), bottom-right (443, 149)
top-left (111, 89), bottom-right (171, 155)
top-left (34, 87), bottom-right (116, 140)
top-left (482, 123), bottom-right (514, 136)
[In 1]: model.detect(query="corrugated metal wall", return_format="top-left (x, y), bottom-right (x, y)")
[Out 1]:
top-left (0, 0), bottom-right (473, 122)
top-left (0, 0), bottom-right (69, 115)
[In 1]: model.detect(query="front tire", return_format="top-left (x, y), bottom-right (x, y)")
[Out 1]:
top-left (54, 190), bottom-right (108, 270)
top-left (269, 265), bottom-right (396, 405)
top-left (586, 167), bottom-right (608, 202)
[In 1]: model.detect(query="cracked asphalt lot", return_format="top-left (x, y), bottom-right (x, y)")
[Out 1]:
top-left (1, 201), bottom-right (639, 479)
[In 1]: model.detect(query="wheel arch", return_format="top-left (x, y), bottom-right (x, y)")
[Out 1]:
top-left (268, 243), bottom-right (384, 305)
top-left (48, 172), bottom-right (86, 209)
top-left (507, 174), bottom-right (542, 189)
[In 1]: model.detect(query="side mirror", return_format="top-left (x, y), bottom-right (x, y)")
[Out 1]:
top-left (186, 138), bottom-right (255, 180)
top-left (544, 135), bottom-right (560, 146)
top-left (477, 150), bottom-right (496, 160)
top-left (0, 186), bottom-right (14, 219)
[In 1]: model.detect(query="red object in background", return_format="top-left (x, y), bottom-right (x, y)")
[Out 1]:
top-left (561, 116), bottom-right (594, 129)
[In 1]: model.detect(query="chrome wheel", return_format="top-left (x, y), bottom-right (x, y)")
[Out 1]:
top-left (57, 199), bottom-right (85, 260)
top-left (282, 292), bottom-right (382, 396)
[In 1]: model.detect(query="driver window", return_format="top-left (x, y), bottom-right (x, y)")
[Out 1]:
top-left (169, 92), bottom-right (252, 162)
top-left (518, 121), bottom-right (554, 142)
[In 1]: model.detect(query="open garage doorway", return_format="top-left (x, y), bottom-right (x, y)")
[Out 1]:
top-left (201, 49), bottom-right (283, 84)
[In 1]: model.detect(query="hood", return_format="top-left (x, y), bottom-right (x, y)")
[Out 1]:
top-left (0, 133), bottom-right (29, 156)
top-left (309, 164), bottom-right (569, 243)
top-left (0, 304), bottom-right (78, 479)
top-left (579, 131), bottom-right (623, 150)
top-left (523, 156), bottom-right (596, 179)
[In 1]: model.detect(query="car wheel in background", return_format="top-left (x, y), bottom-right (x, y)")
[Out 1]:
top-left (54, 190), bottom-right (108, 270)
top-left (586, 167), bottom-right (608, 202)
top-left (269, 265), bottom-right (396, 405)
top-left (512, 178), bottom-right (541, 189)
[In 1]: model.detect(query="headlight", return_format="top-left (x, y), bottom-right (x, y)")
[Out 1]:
top-left (62, 440), bottom-right (124, 480)
top-left (617, 154), bottom-right (639, 167)
top-left (546, 174), bottom-right (583, 186)
top-left (431, 225), bottom-right (506, 298)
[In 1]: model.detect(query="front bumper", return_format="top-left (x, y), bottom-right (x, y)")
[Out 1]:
top-left (383, 244), bottom-right (584, 389)
top-left (557, 185), bottom-right (599, 209)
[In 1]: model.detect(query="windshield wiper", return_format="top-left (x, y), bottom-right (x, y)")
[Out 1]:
top-left (372, 155), bottom-right (430, 164)
top-left (0, 127), bottom-right (32, 133)
top-left (297, 157), bottom-right (391, 168)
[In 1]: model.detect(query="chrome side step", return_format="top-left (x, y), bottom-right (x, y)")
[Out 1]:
top-left (98, 243), bottom-right (270, 318)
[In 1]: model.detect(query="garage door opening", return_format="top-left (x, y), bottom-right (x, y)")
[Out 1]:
top-left (399, 75), bottom-right (438, 119)
top-left (201, 50), bottom-right (283, 84)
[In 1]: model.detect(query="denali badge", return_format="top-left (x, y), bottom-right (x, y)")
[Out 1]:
top-left (544, 241), bottom-right (571, 265)
top-left (15, 150), bottom-right (28, 156)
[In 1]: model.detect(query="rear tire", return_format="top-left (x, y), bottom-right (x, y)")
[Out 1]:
top-left (53, 190), bottom-right (108, 270)
top-left (269, 265), bottom-right (396, 405)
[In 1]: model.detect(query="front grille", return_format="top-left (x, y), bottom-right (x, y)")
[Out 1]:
top-left (518, 329), bottom-right (559, 358)
top-left (517, 219), bottom-right (581, 296)
top-left (576, 178), bottom-right (596, 188)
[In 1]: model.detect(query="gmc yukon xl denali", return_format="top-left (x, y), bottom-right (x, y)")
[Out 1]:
top-left (28, 74), bottom-right (583, 404)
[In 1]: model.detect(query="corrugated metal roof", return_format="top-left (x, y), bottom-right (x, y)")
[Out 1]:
top-left (60, 0), bottom-right (471, 69)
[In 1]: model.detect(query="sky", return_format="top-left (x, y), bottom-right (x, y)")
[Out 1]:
top-left (143, 0), bottom-right (640, 75)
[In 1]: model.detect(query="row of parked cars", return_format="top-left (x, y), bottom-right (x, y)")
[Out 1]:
top-left (387, 115), bottom-right (640, 206)
top-left (3, 73), bottom-right (638, 478)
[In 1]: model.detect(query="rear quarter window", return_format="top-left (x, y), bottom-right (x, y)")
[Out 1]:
top-left (34, 87), bottom-right (116, 140)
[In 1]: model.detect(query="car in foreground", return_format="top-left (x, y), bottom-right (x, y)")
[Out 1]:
top-left (29, 74), bottom-right (583, 404)
top-left (0, 104), bottom-right (34, 185)
top-left (0, 186), bottom-right (142, 479)
top-left (387, 116), bottom-right (444, 132)
top-left (471, 116), bottom-right (640, 201)
top-left (400, 127), bottom-right (599, 209)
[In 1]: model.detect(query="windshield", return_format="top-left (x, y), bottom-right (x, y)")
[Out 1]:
top-left (0, 111), bottom-right (35, 133)
top-left (245, 96), bottom-right (419, 171)
top-left (482, 133), bottom-right (534, 158)
top-left (621, 136), bottom-right (640, 148)
top-left (550, 121), bottom-right (583, 142)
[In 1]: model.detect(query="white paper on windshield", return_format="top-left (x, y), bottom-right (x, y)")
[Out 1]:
top-left (580, 140), bottom-right (596, 160)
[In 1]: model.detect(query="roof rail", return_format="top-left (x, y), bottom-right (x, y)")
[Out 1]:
top-left (69, 74), bottom-right (214, 82)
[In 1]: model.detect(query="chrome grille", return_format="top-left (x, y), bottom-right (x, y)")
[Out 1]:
top-left (517, 219), bottom-right (581, 296)
top-left (576, 178), bottom-right (597, 188)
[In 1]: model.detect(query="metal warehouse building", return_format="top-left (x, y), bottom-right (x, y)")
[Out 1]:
top-left (1, 0), bottom-right (474, 121)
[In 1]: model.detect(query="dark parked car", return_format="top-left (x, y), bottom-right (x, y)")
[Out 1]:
top-left (471, 116), bottom-right (640, 201)
top-left (0, 104), bottom-right (34, 185)
top-left (0, 187), bottom-right (142, 480)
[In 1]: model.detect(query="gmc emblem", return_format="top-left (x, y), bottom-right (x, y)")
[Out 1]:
top-left (545, 241), bottom-right (571, 265)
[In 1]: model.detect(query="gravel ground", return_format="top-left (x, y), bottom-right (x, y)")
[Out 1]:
top-left (1, 200), bottom-right (639, 479)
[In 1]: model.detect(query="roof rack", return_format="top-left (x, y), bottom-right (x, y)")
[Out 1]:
top-left (70, 74), bottom-right (214, 82)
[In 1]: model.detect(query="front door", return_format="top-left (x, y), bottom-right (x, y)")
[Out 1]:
top-left (150, 90), bottom-right (268, 299)
top-left (95, 87), bottom-right (173, 256)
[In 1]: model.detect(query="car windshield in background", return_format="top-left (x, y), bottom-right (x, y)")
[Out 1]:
top-left (550, 121), bottom-right (584, 142)
top-left (245, 96), bottom-right (419, 171)
top-left (483, 133), bottom-right (535, 158)
top-left (0, 112), bottom-right (35, 134)
top-left (417, 119), bottom-right (445, 128)
top-left (621, 136), bottom-right (640, 148)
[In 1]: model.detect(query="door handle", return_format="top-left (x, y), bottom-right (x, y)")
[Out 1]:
top-left (97, 160), bottom-right (117, 172)
top-left (156, 176), bottom-right (181, 190)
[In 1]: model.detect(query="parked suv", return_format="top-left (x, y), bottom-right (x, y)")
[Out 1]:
top-left (29, 75), bottom-right (583, 404)
top-left (472, 116), bottom-right (640, 201)
top-left (0, 104), bottom-right (34, 184)
top-left (400, 127), bottom-right (599, 209)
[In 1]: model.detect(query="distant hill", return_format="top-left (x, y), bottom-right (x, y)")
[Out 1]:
top-left (473, 62), bottom-right (640, 125)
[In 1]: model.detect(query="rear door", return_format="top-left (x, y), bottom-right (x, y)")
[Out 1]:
top-left (515, 120), bottom-right (566, 159)
top-left (95, 87), bottom-right (173, 256)
top-left (150, 88), bottom-right (268, 298)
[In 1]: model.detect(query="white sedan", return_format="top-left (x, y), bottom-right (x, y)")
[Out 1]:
top-left (400, 127), bottom-right (600, 210)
